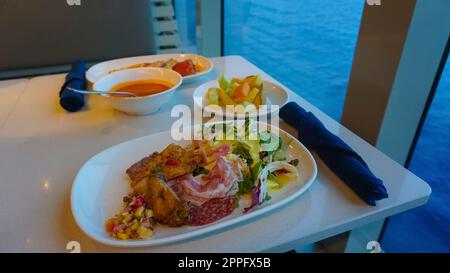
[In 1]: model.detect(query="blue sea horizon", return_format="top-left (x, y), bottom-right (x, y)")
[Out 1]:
top-left (177, 0), bottom-right (450, 252)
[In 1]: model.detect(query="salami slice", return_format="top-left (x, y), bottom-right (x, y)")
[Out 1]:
top-left (188, 197), bottom-right (236, 226)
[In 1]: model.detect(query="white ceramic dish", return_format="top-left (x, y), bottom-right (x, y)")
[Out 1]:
top-left (87, 53), bottom-right (213, 84)
top-left (193, 79), bottom-right (289, 119)
top-left (71, 123), bottom-right (317, 247)
top-left (93, 67), bottom-right (182, 115)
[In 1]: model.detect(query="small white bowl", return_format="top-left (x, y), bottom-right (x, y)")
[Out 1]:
top-left (93, 68), bottom-right (182, 115)
top-left (193, 79), bottom-right (289, 119)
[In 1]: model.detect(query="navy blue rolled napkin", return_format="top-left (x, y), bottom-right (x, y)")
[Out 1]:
top-left (280, 102), bottom-right (388, 206)
top-left (59, 60), bottom-right (87, 112)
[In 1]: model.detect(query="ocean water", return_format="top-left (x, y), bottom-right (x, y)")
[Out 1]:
top-left (176, 0), bottom-right (450, 252)
top-left (224, 0), bottom-right (364, 120)
top-left (381, 58), bottom-right (450, 253)
top-left (223, 0), bottom-right (450, 253)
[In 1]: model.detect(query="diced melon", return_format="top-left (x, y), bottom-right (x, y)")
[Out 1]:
top-left (230, 77), bottom-right (243, 85)
top-left (253, 91), bottom-right (262, 106)
top-left (246, 88), bottom-right (260, 102)
top-left (219, 75), bottom-right (229, 91)
top-left (228, 82), bottom-right (240, 97)
top-left (251, 75), bottom-right (263, 88)
top-left (242, 101), bottom-right (252, 107)
top-left (243, 76), bottom-right (254, 86)
top-left (207, 88), bottom-right (220, 105)
top-left (234, 82), bottom-right (250, 99)
top-left (219, 88), bottom-right (235, 105)
top-left (234, 96), bottom-right (246, 103)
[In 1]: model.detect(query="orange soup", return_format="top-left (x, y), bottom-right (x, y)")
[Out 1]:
top-left (110, 80), bottom-right (173, 97)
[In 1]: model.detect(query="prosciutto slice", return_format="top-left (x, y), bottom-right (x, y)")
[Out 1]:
top-left (173, 156), bottom-right (241, 206)
top-left (192, 142), bottom-right (231, 166)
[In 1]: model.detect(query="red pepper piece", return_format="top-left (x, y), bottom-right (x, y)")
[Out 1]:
top-left (165, 159), bottom-right (178, 166)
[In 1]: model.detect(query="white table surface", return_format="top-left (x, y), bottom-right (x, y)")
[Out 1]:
top-left (0, 56), bottom-right (431, 253)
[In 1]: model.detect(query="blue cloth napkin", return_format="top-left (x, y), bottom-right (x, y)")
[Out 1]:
top-left (59, 60), bottom-right (87, 112)
top-left (280, 102), bottom-right (388, 206)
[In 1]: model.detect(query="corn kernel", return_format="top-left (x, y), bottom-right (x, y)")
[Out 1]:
top-left (122, 214), bottom-right (132, 223)
top-left (137, 226), bottom-right (153, 239)
top-left (134, 206), bottom-right (145, 218)
top-left (130, 221), bottom-right (139, 231)
top-left (145, 209), bottom-right (153, 218)
top-left (116, 233), bottom-right (128, 240)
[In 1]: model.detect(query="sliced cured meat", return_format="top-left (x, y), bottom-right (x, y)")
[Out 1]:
top-left (211, 144), bottom-right (231, 157)
top-left (193, 143), bottom-right (231, 166)
top-left (168, 174), bottom-right (210, 205)
top-left (180, 157), bottom-right (240, 206)
top-left (166, 177), bottom-right (182, 195)
top-left (188, 197), bottom-right (236, 226)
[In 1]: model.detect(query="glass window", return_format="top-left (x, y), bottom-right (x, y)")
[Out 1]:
top-left (174, 0), bottom-right (198, 53)
top-left (224, 0), bottom-right (365, 120)
top-left (382, 55), bottom-right (450, 252)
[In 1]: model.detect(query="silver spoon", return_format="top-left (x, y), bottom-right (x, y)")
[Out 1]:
top-left (67, 87), bottom-right (138, 97)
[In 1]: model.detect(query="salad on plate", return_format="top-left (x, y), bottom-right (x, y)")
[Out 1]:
top-left (105, 123), bottom-right (300, 240)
